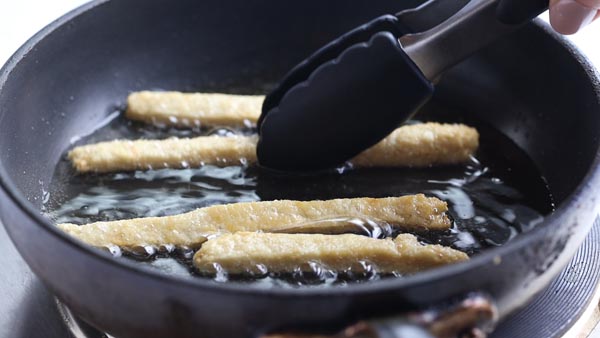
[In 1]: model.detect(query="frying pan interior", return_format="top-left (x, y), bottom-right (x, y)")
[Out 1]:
top-left (0, 0), bottom-right (597, 208)
top-left (0, 0), bottom-right (600, 337)
top-left (436, 23), bottom-right (600, 202)
top-left (0, 0), bottom-right (418, 205)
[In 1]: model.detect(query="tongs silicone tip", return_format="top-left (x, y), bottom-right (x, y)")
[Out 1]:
top-left (257, 0), bottom-right (548, 171)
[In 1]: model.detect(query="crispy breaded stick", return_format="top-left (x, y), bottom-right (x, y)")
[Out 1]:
top-left (193, 232), bottom-right (468, 275)
top-left (57, 194), bottom-right (450, 248)
top-left (352, 123), bottom-right (479, 167)
top-left (68, 135), bottom-right (257, 173)
top-left (68, 123), bottom-right (478, 173)
top-left (126, 91), bottom-right (264, 127)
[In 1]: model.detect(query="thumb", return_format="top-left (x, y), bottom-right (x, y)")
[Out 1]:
top-left (549, 0), bottom-right (600, 34)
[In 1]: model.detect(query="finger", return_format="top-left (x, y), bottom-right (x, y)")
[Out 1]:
top-left (549, 0), bottom-right (600, 34)
top-left (576, 0), bottom-right (600, 8)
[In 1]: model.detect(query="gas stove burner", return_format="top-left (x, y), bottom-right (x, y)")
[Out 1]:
top-left (53, 221), bottom-right (600, 338)
top-left (56, 302), bottom-right (113, 338)
top-left (492, 219), bottom-right (600, 338)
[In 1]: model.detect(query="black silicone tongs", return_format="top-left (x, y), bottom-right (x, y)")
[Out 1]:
top-left (257, 0), bottom-right (548, 171)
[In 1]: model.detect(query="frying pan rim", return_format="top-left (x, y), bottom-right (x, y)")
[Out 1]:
top-left (0, 0), bottom-right (599, 298)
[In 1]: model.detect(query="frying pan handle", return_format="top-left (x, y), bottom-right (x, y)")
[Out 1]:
top-left (262, 293), bottom-right (498, 338)
top-left (496, 0), bottom-right (549, 24)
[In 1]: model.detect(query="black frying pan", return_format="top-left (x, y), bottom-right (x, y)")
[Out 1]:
top-left (1, 1), bottom-right (600, 337)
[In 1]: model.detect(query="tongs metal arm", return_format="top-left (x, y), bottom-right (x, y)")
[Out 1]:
top-left (395, 0), bottom-right (471, 34)
top-left (398, 0), bottom-right (548, 80)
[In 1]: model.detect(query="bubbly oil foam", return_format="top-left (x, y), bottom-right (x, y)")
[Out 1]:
top-left (45, 116), bottom-right (553, 287)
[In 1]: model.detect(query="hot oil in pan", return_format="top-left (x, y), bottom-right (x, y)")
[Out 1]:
top-left (45, 114), bottom-right (554, 287)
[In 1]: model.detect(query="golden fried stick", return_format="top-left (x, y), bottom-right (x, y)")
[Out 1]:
top-left (352, 123), bottom-right (479, 167)
top-left (193, 232), bottom-right (468, 275)
top-left (126, 91), bottom-right (264, 127)
top-left (68, 135), bottom-right (257, 173)
top-left (68, 123), bottom-right (478, 173)
top-left (57, 194), bottom-right (450, 248)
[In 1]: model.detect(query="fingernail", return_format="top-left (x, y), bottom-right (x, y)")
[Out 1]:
top-left (550, 0), bottom-right (597, 35)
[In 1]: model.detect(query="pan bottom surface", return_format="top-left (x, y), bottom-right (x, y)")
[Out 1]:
top-left (52, 219), bottom-right (600, 338)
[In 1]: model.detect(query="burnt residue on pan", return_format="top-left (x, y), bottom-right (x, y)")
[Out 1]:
top-left (43, 109), bottom-right (554, 287)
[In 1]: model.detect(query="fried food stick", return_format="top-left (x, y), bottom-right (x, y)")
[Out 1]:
top-left (193, 232), bottom-right (468, 275)
top-left (69, 135), bottom-right (258, 173)
top-left (126, 91), bottom-right (264, 127)
top-left (56, 195), bottom-right (450, 248)
top-left (68, 123), bottom-right (478, 173)
top-left (351, 122), bottom-right (479, 168)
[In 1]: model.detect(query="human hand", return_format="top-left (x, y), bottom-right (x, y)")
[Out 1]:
top-left (550, 0), bottom-right (600, 34)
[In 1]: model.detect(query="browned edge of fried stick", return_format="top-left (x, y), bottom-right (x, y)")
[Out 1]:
top-left (193, 232), bottom-right (469, 275)
top-left (68, 123), bottom-right (479, 173)
top-left (56, 194), bottom-right (450, 249)
top-left (126, 91), bottom-right (264, 128)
